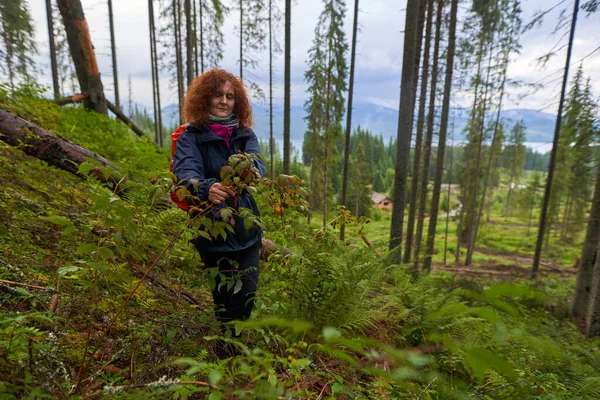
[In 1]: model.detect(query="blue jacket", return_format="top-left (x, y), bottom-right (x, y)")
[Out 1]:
top-left (172, 123), bottom-right (266, 253)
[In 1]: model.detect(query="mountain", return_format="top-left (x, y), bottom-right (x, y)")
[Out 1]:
top-left (154, 102), bottom-right (558, 148)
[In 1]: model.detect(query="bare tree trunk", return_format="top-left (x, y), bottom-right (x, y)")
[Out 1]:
top-left (1, 20), bottom-right (14, 90)
top-left (269, 0), bottom-right (274, 179)
top-left (199, 0), bottom-right (205, 73)
top-left (465, 43), bottom-right (495, 266)
top-left (107, 0), bottom-right (120, 110)
top-left (173, 0), bottom-right (185, 124)
top-left (423, 0), bottom-right (458, 272)
top-left (414, 0), bottom-right (442, 273)
top-left (185, 0), bottom-right (194, 86)
top-left (404, 0), bottom-right (432, 265)
top-left (340, 0), bottom-right (359, 240)
top-left (148, 0), bottom-right (163, 146)
top-left (193, 0), bottom-right (198, 75)
top-left (573, 163), bottom-right (600, 323)
top-left (46, 0), bottom-right (60, 98)
top-left (239, 0), bottom-right (243, 80)
top-left (389, 0), bottom-right (422, 263)
top-left (532, 0), bottom-right (580, 279)
top-left (283, 0), bottom-right (291, 173)
top-left (57, 0), bottom-right (108, 115)
top-left (469, 53), bottom-right (509, 265)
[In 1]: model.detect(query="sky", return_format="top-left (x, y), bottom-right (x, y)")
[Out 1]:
top-left (28, 0), bottom-right (600, 118)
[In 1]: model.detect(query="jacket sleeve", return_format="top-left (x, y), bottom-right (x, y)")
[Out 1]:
top-left (245, 129), bottom-right (267, 178)
top-left (172, 130), bottom-right (218, 201)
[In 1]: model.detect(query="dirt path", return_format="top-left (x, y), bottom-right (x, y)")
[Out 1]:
top-left (431, 247), bottom-right (578, 279)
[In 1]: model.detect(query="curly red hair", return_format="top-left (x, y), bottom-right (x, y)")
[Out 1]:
top-left (183, 69), bottom-right (253, 129)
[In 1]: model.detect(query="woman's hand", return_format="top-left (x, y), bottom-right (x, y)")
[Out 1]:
top-left (209, 182), bottom-right (236, 204)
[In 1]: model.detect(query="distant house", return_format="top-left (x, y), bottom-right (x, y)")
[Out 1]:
top-left (372, 191), bottom-right (393, 210)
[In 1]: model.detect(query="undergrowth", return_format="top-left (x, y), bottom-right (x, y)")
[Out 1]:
top-left (0, 88), bottom-right (599, 399)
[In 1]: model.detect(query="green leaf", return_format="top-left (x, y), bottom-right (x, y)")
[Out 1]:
top-left (40, 216), bottom-right (76, 235)
top-left (98, 247), bottom-right (114, 260)
top-left (233, 278), bottom-right (243, 295)
top-left (208, 370), bottom-right (223, 387)
top-left (208, 391), bottom-right (223, 400)
top-left (76, 244), bottom-right (97, 255)
top-left (331, 382), bottom-right (346, 395)
top-left (322, 327), bottom-right (341, 342)
top-left (58, 265), bottom-right (82, 276)
top-left (463, 347), bottom-right (516, 382)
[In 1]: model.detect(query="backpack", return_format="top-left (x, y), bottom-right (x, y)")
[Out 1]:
top-left (170, 124), bottom-right (245, 211)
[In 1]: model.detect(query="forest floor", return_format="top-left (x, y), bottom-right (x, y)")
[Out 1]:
top-left (1, 91), bottom-right (599, 399)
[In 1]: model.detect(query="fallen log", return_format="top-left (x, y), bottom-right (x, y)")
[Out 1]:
top-left (0, 108), bottom-right (122, 188)
top-left (106, 100), bottom-right (146, 138)
top-left (53, 93), bottom-right (89, 106)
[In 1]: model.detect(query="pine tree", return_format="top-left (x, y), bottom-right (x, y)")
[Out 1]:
top-left (303, 0), bottom-right (348, 227)
top-left (340, 0), bottom-right (359, 240)
top-left (236, 0), bottom-right (268, 100)
top-left (57, 0), bottom-right (108, 114)
top-left (504, 120), bottom-right (527, 219)
top-left (0, 0), bottom-right (37, 89)
top-left (107, 0), bottom-right (120, 109)
top-left (45, 0), bottom-right (60, 98)
top-left (283, 0), bottom-right (291, 173)
top-left (532, 0), bottom-right (581, 279)
top-left (389, 0), bottom-right (421, 263)
top-left (423, 0), bottom-right (459, 272)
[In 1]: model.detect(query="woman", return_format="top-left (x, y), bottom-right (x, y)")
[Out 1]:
top-left (172, 69), bottom-right (266, 352)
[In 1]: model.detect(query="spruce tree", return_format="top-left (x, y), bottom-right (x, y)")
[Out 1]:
top-left (0, 0), bottom-right (37, 89)
top-left (303, 0), bottom-right (348, 227)
top-left (504, 120), bottom-right (527, 219)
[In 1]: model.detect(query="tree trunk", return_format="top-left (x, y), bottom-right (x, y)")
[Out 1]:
top-left (0, 108), bottom-right (120, 185)
top-left (57, 0), bottom-right (108, 115)
top-left (470, 53), bottom-right (509, 265)
top-left (465, 43), bottom-right (495, 266)
top-left (199, 0), bottom-right (205, 73)
top-left (532, 0), bottom-right (580, 279)
top-left (340, 0), bottom-right (359, 241)
top-left (45, 0), bottom-right (60, 98)
top-left (389, 0), bottom-right (421, 263)
top-left (269, 0), bottom-right (274, 179)
top-left (283, 0), bottom-right (291, 174)
top-left (572, 163), bottom-right (600, 322)
top-left (185, 0), bottom-right (194, 86)
top-left (404, 0), bottom-right (432, 265)
top-left (173, 0), bottom-right (185, 124)
top-left (1, 20), bottom-right (14, 90)
top-left (414, 0), bottom-right (442, 273)
top-left (107, 0), bottom-right (120, 110)
top-left (585, 252), bottom-right (600, 337)
top-left (423, 0), bottom-right (458, 272)
top-left (239, 0), bottom-right (243, 80)
top-left (192, 0), bottom-right (198, 75)
top-left (149, 0), bottom-right (163, 146)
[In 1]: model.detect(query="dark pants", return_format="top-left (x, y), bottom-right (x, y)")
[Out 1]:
top-left (202, 242), bottom-right (260, 327)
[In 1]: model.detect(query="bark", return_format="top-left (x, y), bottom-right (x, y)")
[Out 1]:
top-left (108, 0), bottom-right (120, 110)
top-left (106, 101), bottom-right (146, 138)
top-left (192, 0), bottom-right (198, 75)
top-left (283, 0), bottom-right (291, 173)
top-left (389, 0), bottom-right (421, 263)
top-left (423, 0), bottom-right (457, 272)
top-left (572, 163), bottom-right (600, 321)
top-left (173, 0), bottom-right (185, 124)
top-left (0, 108), bottom-right (120, 186)
top-left (239, 0), bottom-right (243, 80)
top-left (185, 0), bottom-right (194, 86)
top-left (465, 44), bottom-right (495, 266)
top-left (57, 0), bottom-right (108, 115)
top-left (470, 54), bottom-right (509, 266)
top-left (46, 0), bottom-right (60, 98)
top-left (585, 252), bottom-right (600, 337)
top-left (532, 0), bottom-right (580, 279)
top-left (198, 0), bottom-right (205, 73)
top-left (404, 0), bottom-right (432, 265)
top-left (269, 0), bottom-right (274, 179)
top-left (414, 0), bottom-right (442, 273)
top-left (148, 0), bottom-right (163, 146)
top-left (53, 93), bottom-right (88, 106)
top-left (340, 0), bottom-right (359, 241)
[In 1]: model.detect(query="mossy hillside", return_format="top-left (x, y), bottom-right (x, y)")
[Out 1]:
top-left (0, 89), bottom-right (599, 399)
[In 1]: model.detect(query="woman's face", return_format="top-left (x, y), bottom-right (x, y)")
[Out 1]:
top-left (209, 80), bottom-right (235, 118)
